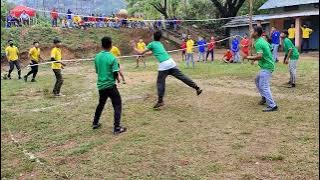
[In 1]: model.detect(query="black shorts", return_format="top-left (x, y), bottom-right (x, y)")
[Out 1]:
top-left (118, 64), bottom-right (121, 68)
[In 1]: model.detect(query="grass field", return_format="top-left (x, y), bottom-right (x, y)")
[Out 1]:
top-left (1, 54), bottom-right (319, 179)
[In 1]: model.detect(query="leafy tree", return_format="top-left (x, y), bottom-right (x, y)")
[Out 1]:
top-left (150, 0), bottom-right (168, 19)
top-left (209, 0), bottom-right (246, 18)
top-left (238, 0), bottom-right (268, 15)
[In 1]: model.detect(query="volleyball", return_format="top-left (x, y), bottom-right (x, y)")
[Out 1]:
top-left (118, 9), bottom-right (128, 17)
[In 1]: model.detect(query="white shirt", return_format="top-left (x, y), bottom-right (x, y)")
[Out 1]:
top-left (20, 13), bottom-right (30, 20)
top-left (158, 58), bottom-right (176, 71)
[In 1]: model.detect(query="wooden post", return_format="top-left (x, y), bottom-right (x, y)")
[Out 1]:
top-left (249, 0), bottom-right (253, 56)
top-left (295, 17), bottom-right (301, 50)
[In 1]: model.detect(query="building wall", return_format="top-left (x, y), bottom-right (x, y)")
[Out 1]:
top-left (228, 24), bottom-right (270, 48)
top-left (275, 16), bottom-right (319, 50)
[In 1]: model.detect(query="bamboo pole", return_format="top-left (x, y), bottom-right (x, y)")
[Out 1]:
top-left (249, 0), bottom-right (253, 55)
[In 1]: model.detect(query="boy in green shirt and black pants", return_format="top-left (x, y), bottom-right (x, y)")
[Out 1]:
top-left (281, 30), bottom-right (299, 88)
top-left (92, 36), bottom-right (126, 134)
top-left (138, 31), bottom-right (203, 109)
top-left (243, 26), bottom-right (278, 112)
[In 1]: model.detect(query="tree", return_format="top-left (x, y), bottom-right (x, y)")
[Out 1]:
top-left (210, 0), bottom-right (246, 18)
top-left (150, 0), bottom-right (168, 19)
top-left (238, 0), bottom-right (268, 16)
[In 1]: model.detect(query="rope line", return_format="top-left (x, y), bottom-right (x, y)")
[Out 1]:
top-left (25, 6), bottom-right (248, 22)
top-left (27, 35), bottom-right (243, 67)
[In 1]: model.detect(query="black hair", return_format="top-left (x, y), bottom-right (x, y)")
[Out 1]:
top-left (253, 26), bottom-right (263, 37)
top-left (154, 31), bottom-right (162, 41)
top-left (101, 36), bottom-right (112, 49)
top-left (33, 41), bottom-right (39, 45)
top-left (8, 40), bottom-right (13, 43)
top-left (282, 30), bottom-right (289, 37)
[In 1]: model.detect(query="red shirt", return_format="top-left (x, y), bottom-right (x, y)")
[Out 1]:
top-left (51, 10), bottom-right (58, 19)
top-left (181, 42), bottom-right (186, 49)
top-left (240, 38), bottom-right (250, 55)
top-left (224, 51), bottom-right (233, 60)
top-left (88, 17), bottom-right (96, 22)
top-left (207, 40), bottom-right (216, 50)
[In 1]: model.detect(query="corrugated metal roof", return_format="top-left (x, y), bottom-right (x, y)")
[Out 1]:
top-left (259, 0), bottom-right (318, 9)
top-left (222, 16), bottom-right (269, 28)
top-left (224, 9), bottom-right (319, 28)
top-left (253, 10), bottom-right (319, 20)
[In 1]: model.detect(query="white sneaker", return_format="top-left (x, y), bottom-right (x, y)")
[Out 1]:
top-left (54, 93), bottom-right (66, 97)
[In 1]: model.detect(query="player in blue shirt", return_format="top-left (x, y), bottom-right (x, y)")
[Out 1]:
top-left (197, 36), bottom-right (206, 62)
top-left (231, 38), bottom-right (240, 63)
top-left (271, 27), bottom-right (280, 62)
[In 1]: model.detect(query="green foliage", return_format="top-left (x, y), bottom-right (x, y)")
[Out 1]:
top-left (126, 0), bottom-right (269, 20)
top-left (238, 0), bottom-right (269, 15)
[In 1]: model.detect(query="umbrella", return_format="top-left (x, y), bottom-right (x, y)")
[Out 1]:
top-left (10, 5), bottom-right (36, 18)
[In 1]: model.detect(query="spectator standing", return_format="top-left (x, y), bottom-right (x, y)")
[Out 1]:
top-left (51, 8), bottom-right (58, 27)
top-left (231, 38), bottom-right (240, 63)
top-left (197, 36), bottom-right (206, 62)
top-left (270, 27), bottom-right (280, 62)
top-left (66, 9), bottom-right (73, 28)
top-left (288, 24), bottom-right (295, 44)
top-left (301, 24), bottom-right (313, 53)
top-left (206, 36), bottom-right (215, 62)
top-left (240, 34), bottom-right (251, 57)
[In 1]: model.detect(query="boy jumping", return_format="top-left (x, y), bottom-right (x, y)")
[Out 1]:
top-left (243, 26), bottom-right (278, 112)
top-left (137, 31), bottom-right (203, 109)
top-left (92, 36), bottom-right (126, 134)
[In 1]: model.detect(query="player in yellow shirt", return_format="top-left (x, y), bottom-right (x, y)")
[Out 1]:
top-left (110, 46), bottom-right (126, 84)
top-left (136, 39), bottom-right (147, 68)
top-left (186, 35), bottom-right (195, 68)
top-left (287, 24), bottom-right (295, 44)
top-left (51, 38), bottom-right (66, 97)
top-left (5, 40), bottom-right (21, 79)
top-left (24, 41), bottom-right (44, 82)
top-left (301, 24), bottom-right (313, 53)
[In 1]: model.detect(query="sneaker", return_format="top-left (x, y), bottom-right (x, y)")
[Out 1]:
top-left (122, 81), bottom-right (126, 84)
top-left (24, 75), bottom-right (28, 82)
top-left (54, 93), bottom-right (66, 97)
top-left (287, 81), bottom-right (292, 85)
top-left (18, 76), bottom-right (22, 80)
top-left (287, 83), bottom-right (296, 88)
top-left (258, 97), bottom-right (266, 105)
top-left (153, 102), bottom-right (165, 109)
top-left (92, 123), bottom-right (101, 129)
top-left (31, 79), bottom-right (36, 82)
top-left (7, 75), bottom-right (11, 79)
top-left (196, 88), bottom-right (203, 96)
top-left (113, 126), bottom-right (127, 135)
top-left (262, 106), bottom-right (278, 112)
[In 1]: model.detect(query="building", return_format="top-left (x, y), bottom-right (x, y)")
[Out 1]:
top-left (224, 0), bottom-right (319, 50)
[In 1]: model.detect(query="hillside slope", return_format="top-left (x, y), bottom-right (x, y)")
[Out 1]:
top-left (1, 27), bottom-right (179, 66)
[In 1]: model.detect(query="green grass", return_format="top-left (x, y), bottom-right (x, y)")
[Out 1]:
top-left (1, 56), bottom-right (319, 179)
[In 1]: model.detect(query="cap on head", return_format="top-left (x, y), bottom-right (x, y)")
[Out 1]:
top-left (8, 39), bottom-right (13, 43)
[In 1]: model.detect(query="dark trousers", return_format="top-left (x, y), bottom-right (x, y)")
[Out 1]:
top-left (8, 60), bottom-right (21, 77)
top-left (301, 38), bottom-right (309, 53)
top-left (53, 69), bottom-right (63, 94)
top-left (26, 60), bottom-right (38, 79)
top-left (157, 67), bottom-right (199, 103)
top-left (93, 85), bottom-right (122, 128)
top-left (206, 49), bottom-right (214, 61)
top-left (289, 38), bottom-right (295, 45)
